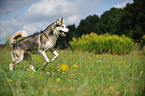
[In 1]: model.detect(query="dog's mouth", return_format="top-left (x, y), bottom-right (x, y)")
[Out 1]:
top-left (58, 27), bottom-right (69, 36)
top-left (59, 30), bottom-right (67, 36)
top-left (60, 31), bottom-right (66, 36)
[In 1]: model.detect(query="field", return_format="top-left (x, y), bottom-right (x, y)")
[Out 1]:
top-left (0, 47), bottom-right (145, 96)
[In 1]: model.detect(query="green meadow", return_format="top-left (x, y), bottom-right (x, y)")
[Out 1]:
top-left (0, 47), bottom-right (145, 96)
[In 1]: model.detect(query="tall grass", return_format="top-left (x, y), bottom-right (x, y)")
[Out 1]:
top-left (0, 46), bottom-right (144, 96)
top-left (69, 33), bottom-right (134, 55)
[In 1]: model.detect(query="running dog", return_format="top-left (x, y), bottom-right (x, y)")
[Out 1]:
top-left (9, 17), bottom-right (69, 72)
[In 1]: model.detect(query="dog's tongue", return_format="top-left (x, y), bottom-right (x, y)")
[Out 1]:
top-left (61, 32), bottom-right (66, 36)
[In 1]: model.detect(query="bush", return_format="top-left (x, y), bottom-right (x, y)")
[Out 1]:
top-left (69, 32), bottom-right (134, 55)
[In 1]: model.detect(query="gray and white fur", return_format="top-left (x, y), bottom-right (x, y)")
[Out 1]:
top-left (9, 17), bottom-right (69, 72)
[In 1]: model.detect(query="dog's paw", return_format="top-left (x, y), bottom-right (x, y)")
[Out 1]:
top-left (9, 64), bottom-right (13, 71)
top-left (46, 72), bottom-right (50, 75)
top-left (29, 65), bottom-right (36, 72)
top-left (51, 59), bottom-right (55, 63)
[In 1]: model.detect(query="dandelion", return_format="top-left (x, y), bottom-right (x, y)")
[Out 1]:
top-left (9, 79), bottom-right (12, 82)
top-left (109, 86), bottom-right (113, 89)
top-left (39, 78), bottom-right (44, 80)
top-left (25, 61), bottom-right (30, 63)
top-left (110, 79), bottom-right (113, 81)
top-left (45, 69), bottom-right (50, 71)
top-left (131, 75), bottom-right (134, 78)
top-left (103, 92), bottom-right (107, 94)
top-left (27, 69), bottom-right (30, 71)
top-left (28, 74), bottom-right (33, 76)
top-left (36, 91), bottom-right (39, 94)
top-left (57, 88), bottom-right (61, 91)
top-left (24, 81), bottom-right (27, 83)
top-left (56, 78), bottom-right (61, 81)
top-left (60, 64), bottom-right (68, 72)
top-left (73, 65), bottom-right (77, 67)
top-left (89, 57), bottom-right (91, 59)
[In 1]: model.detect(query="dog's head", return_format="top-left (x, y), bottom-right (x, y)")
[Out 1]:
top-left (53, 17), bottom-right (69, 37)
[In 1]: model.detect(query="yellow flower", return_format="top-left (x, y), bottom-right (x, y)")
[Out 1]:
top-left (24, 81), bottom-right (27, 83)
top-left (35, 58), bottom-right (40, 60)
top-left (95, 56), bottom-right (98, 57)
top-left (103, 92), bottom-right (107, 94)
top-left (27, 69), bottom-right (30, 71)
top-left (36, 91), bottom-right (39, 94)
top-left (56, 78), bottom-right (61, 81)
top-left (39, 78), bottom-right (44, 80)
top-left (45, 69), bottom-right (50, 71)
top-left (109, 86), bottom-right (113, 89)
top-left (25, 61), bottom-right (30, 63)
top-left (89, 57), bottom-right (91, 59)
top-left (60, 64), bottom-right (68, 72)
top-left (131, 75), bottom-right (134, 78)
top-left (73, 65), bottom-right (77, 67)
top-left (9, 79), bottom-right (12, 82)
top-left (57, 88), bottom-right (61, 91)
top-left (110, 79), bottom-right (113, 81)
top-left (28, 74), bottom-right (33, 76)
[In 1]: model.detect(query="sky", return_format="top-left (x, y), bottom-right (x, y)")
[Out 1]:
top-left (0, 0), bottom-right (133, 44)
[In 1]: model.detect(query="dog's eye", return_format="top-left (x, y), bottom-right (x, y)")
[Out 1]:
top-left (55, 24), bottom-right (60, 27)
top-left (62, 26), bottom-right (64, 28)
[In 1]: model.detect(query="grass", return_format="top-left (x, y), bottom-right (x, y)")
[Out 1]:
top-left (0, 47), bottom-right (145, 96)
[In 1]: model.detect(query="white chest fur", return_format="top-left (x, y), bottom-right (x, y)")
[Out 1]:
top-left (44, 37), bottom-right (57, 51)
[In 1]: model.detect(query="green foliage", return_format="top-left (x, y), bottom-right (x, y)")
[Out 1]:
top-left (69, 32), bottom-right (134, 55)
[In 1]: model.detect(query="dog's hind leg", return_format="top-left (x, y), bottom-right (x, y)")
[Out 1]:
top-left (38, 50), bottom-right (50, 69)
top-left (24, 53), bottom-right (36, 72)
top-left (11, 51), bottom-right (18, 61)
top-left (11, 51), bottom-right (15, 61)
top-left (49, 49), bottom-right (59, 62)
top-left (9, 52), bottom-right (24, 71)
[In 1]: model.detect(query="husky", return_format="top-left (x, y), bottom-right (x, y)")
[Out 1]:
top-left (9, 17), bottom-right (69, 72)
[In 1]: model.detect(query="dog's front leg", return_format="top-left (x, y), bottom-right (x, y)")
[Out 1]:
top-left (49, 49), bottom-right (59, 62)
top-left (38, 50), bottom-right (50, 69)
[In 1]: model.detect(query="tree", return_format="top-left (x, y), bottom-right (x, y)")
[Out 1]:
top-left (77, 14), bottom-right (100, 37)
top-left (120, 0), bottom-right (145, 41)
top-left (98, 8), bottom-right (123, 35)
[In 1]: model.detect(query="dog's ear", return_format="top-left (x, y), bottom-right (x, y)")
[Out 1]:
top-left (61, 17), bottom-right (63, 23)
top-left (56, 17), bottom-right (61, 24)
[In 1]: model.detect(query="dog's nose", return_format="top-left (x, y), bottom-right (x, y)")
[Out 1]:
top-left (67, 28), bottom-right (69, 32)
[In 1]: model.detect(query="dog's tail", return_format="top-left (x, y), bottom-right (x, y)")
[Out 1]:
top-left (10, 30), bottom-right (28, 47)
